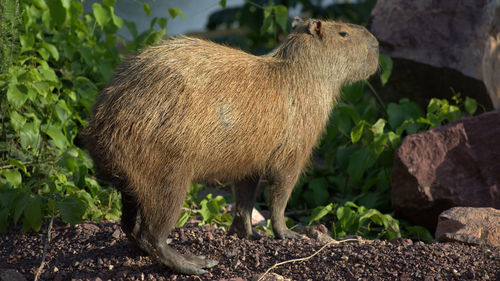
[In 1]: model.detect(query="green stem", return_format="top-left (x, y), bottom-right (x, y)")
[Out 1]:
top-left (366, 80), bottom-right (388, 119)
top-left (245, 0), bottom-right (265, 9)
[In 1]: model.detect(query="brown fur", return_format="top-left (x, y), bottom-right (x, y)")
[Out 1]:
top-left (84, 18), bottom-right (379, 274)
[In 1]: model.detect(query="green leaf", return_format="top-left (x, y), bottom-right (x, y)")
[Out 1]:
top-left (464, 97), bottom-right (477, 115)
top-left (33, 0), bottom-right (48, 9)
top-left (20, 122), bottom-right (41, 152)
top-left (347, 149), bottom-right (377, 184)
top-left (158, 18), bottom-right (167, 29)
top-left (143, 3), bottom-right (152, 15)
top-left (200, 199), bottom-right (211, 222)
top-left (98, 60), bottom-right (114, 81)
top-left (337, 104), bottom-right (361, 124)
top-left (24, 198), bottom-right (42, 232)
top-left (427, 98), bottom-right (441, 114)
top-left (219, 0), bottom-right (227, 8)
top-left (38, 66), bottom-right (58, 83)
top-left (110, 7), bottom-right (123, 28)
top-left (20, 33), bottom-right (35, 52)
top-left (2, 169), bottom-right (22, 186)
top-left (7, 84), bottom-right (28, 108)
top-left (379, 54), bottom-right (393, 86)
top-left (0, 208), bottom-right (8, 233)
top-left (48, 0), bottom-right (66, 26)
top-left (92, 3), bottom-right (110, 28)
top-left (309, 203), bottom-right (335, 225)
top-left (176, 211), bottom-right (190, 227)
top-left (387, 132), bottom-right (401, 149)
top-left (168, 8), bottom-right (184, 19)
top-left (350, 122), bottom-right (365, 143)
top-left (273, 5), bottom-right (288, 32)
top-left (103, 0), bottom-right (116, 7)
top-left (55, 100), bottom-right (71, 123)
top-left (405, 225), bottom-right (433, 243)
top-left (5, 159), bottom-right (28, 175)
top-left (342, 82), bottom-right (364, 104)
top-left (260, 7), bottom-right (273, 35)
top-left (207, 198), bottom-right (220, 215)
top-left (58, 195), bottom-right (86, 225)
top-left (42, 42), bottom-right (59, 61)
top-left (371, 118), bottom-right (386, 136)
top-left (42, 124), bottom-right (69, 149)
top-left (9, 110), bottom-right (26, 131)
top-left (60, 0), bottom-right (71, 9)
top-left (308, 178), bottom-right (329, 206)
top-left (124, 19), bottom-right (138, 38)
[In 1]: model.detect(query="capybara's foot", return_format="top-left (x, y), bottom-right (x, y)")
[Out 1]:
top-left (184, 251), bottom-right (219, 269)
top-left (136, 235), bottom-right (216, 275)
top-left (229, 216), bottom-right (254, 239)
top-left (274, 228), bottom-right (303, 239)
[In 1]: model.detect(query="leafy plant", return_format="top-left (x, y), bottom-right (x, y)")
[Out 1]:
top-left (177, 184), bottom-right (233, 230)
top-left (0, 0), bottom-right (173, 233)
top-left (309, 201), bottom-right (401, 240)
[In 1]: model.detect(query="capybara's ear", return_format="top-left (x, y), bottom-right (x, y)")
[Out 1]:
top-left (307, 19), bottom-right (324, 40)
top-left (292, 16), bottom-right (304, 30)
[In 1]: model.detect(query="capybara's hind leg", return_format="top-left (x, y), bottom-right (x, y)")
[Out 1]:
top-left (132, 175), bottom-right (218, 274)
top-left (135, 231), bottom-right (217, 274)
top-left (228, 176), bottom-right (260, 239)
top-left (120, 192), bottom-right (145, 254)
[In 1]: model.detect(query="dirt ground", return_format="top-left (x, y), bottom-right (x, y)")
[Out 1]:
top-left (1, 221), bottom-right (499, 281)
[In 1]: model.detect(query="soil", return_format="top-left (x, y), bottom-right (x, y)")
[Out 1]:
top-left (1, 221), bottom-right (499, 281)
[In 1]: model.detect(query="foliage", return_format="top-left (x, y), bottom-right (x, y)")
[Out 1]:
top-left (206, 0), bottom-right (376, 53)
top-left (177, 184), bottom-right (233, 230)
top-left (0, 0), bottom-right (480, 244)
top-left (0, 0), bottom-right (173, 233)
top-left (309, 201), bottom-right (400, 240)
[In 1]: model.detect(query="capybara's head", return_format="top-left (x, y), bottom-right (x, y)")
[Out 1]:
top-left (285, 17), bottom-right (379, 83)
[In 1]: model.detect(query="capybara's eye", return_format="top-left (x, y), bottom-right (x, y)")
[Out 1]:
top-left (339, 31), bottom-right (349, 37)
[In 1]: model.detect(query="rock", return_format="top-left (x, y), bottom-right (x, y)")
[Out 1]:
top-left (306, 225), bottom-right (335, 243)
top-left (251, 208), bottom-right (266, 226)
top-left (435, 207), bottom-right (500, 246)
top-left (482, 33), bottom-right (500, 108)
top-left (370, 0), bottom-right (499, 80)
top-left (77, 222), bottom-right (100, 234)
top-left (369, 0), bottom-right (497, 110)
top-left (392, 110), bottom-right (500, 230)
top-left (0, 269), bottom-right (27, 281)
top-left (227, 204), bottom-right (267, 226)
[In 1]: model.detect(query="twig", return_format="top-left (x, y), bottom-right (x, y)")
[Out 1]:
top-left (34, 216), bottom-right (55, 281)
top-left (257, 238), bottom-right (360, 281)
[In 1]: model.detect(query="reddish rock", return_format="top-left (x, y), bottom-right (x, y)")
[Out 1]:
top-left (369, 0), bottom-right (498, 110)
top-left (392, 111), bottom-right (500, 230)
top-left (370, 0), bottom-right (500, 80)
top-left (483, 33), bottom-right (500, 109)
top-left (435, 207), bottom-right (500, 246)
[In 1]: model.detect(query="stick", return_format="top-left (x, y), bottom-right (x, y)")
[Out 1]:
top-left (34, 216), bottom-right (55, 281)
top-left (257, 238), bottom-right (360, 281)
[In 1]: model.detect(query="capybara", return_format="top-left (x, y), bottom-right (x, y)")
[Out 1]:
top-left (84, 17), bottom-right (379, 274)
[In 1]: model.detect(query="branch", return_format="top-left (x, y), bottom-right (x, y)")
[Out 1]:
top-left (257, 238), bottom-right (360, 281)
top-left (34, 216), bottom-right (55, 281)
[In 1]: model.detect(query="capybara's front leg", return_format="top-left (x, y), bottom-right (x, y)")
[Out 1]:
top-left (229, 176), bottom-right (261, 239)
top-left (268, 170), bottom-right (303, 239)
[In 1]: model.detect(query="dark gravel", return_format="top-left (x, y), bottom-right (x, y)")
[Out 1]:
top-left (1, 221), bottom-right (499, 281)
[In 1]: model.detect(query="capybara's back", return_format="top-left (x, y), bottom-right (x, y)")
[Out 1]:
top-left (85, 17), bottom-right (379, 274)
